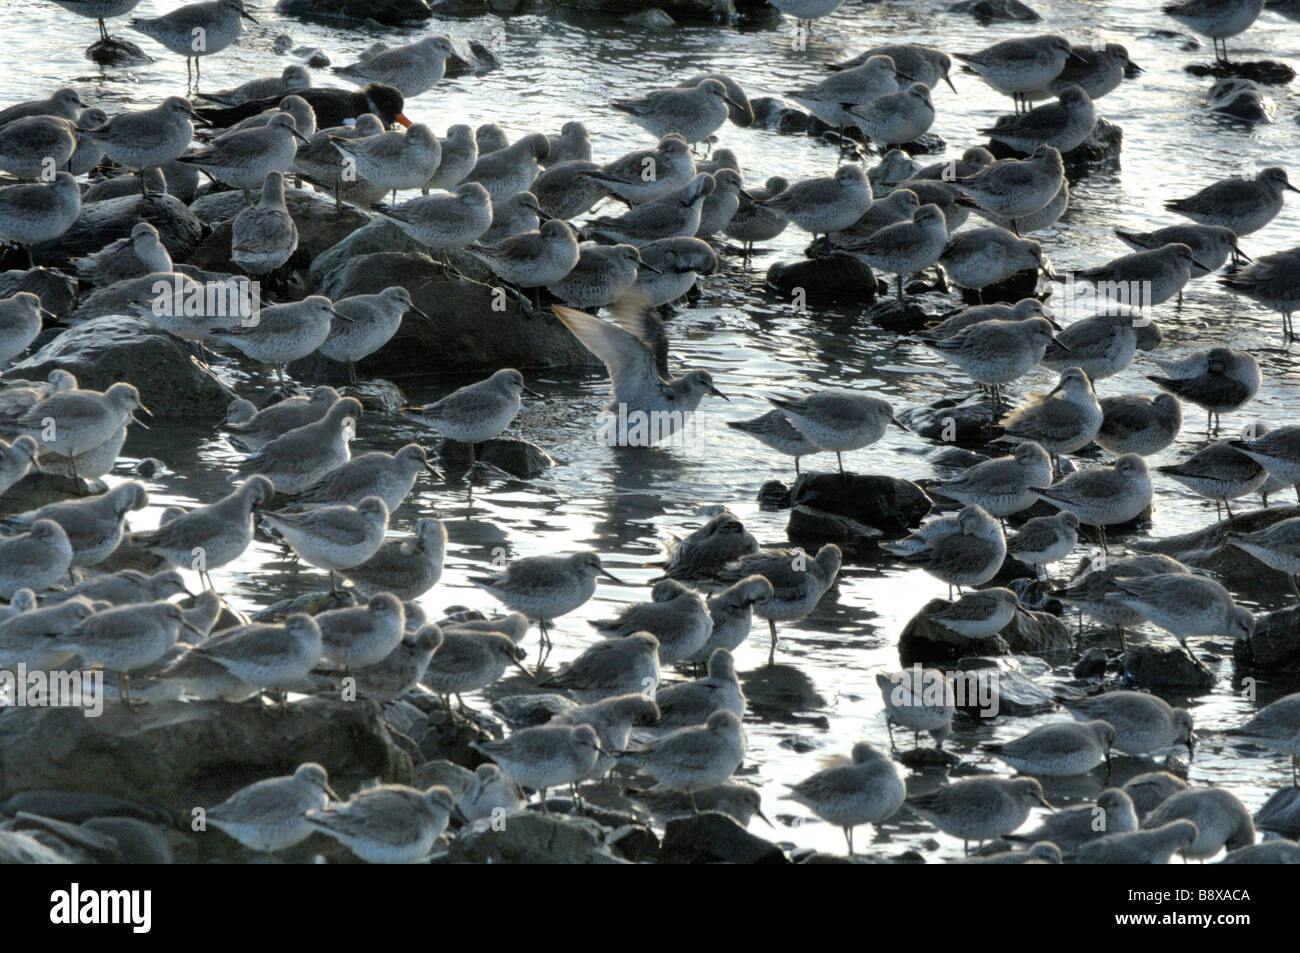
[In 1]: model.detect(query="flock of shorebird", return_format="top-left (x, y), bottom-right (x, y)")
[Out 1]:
top-left (0, 0), bottom-right (1299, 863)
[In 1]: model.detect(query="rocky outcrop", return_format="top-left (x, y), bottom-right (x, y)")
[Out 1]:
top-left (33, 193), bottom-right (204, 266)
top-left (4, 315), bottom-right (235, 420)
top-left (0, 697), bottom-right (410, 811)
top-left (274, 0), bottom-right (432, 26)
top-left (785, 473), bottom-right (931, 546)
top-left (447, 811), bottom-right (629, 863)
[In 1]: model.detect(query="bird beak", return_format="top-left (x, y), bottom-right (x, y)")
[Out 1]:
top-left (639, 261), bottom-right (663, 275)
top-left (292, 130), bottom-right (312, 146)
top-left (535, 207), bottom-right (554, 222)
top-left (1051, 338), bottom-right (1072, 353)
top-left (406, 304), bottom-right (433, 323)
top-left (324, 783), bottom-right (342, 803)
top-left (1191, 255), bottom-right (1216, 273)
top-left (329, 309), bottom-right (356, 323)
top-left (943, 73), bottom-right (958, 93)
top-left (754, 808), bottom-right (774, 828)
top-left (1232, 244), bottom-right (1252, 262)
top-left (1126, 61), bottom-right (1144, 75)
top-left (890, 415), bottom-right (907, 431)
top-left (723, 95), bottom-right (745, 112)
top-left (426, 461), bottom-right (446, 481)
top-left (1186, 736), bottom-right (1196, 761)
top-left (738, 188), bottom-right (755, 201)
top-left (181, 621), bottom-right (207, 641)
top-left (1287, 183), bottom-right (1300, 194)
top-left (240, 8), bottom-right (259, 22)
top-left (599, 568), bottom-right (623, 583)
top-left (1068, 48), bottom-right (1088, 64)
top-left (1040, 261), bottom-right (1058, 281)
top-left (522, 384), bottom-right (543, 399)
top-left (1039, 794), bottom-right (1055, 812)
top-left (512, 658), bottom-right (534, 679)
top-left (395, 112), bottom-right (413, 128)
top-left (708, 384), bottom-right (729, 400)
top-left (186, 106), bottom-right (212, 127)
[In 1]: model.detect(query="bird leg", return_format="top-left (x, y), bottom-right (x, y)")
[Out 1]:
top-left (767, 618), bottom-right (778, 665)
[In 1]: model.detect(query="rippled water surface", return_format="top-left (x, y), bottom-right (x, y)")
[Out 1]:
top-left (7, 0), bottom-right (1300, 859)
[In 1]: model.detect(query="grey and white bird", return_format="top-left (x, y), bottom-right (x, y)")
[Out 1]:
top-left (957, 145), bottom-right (1064, 235)
top-left (0, 172), bottom-right (82, 266)
top-left (1105, 573), bottom-right (1254, 659)
top-left (330, 35), bottom-right (455, 98)
top-left (1228, 517), bottom-right (1300, 598)
top-left (317, 286), bottom-right (430, 381)
top-left (578, 135), bottom-right (696, 206)
top-left (261, 496), bottom-right (389, 593)
top-left (1041, 311), bottom-right (1161, 382)
top-left (981, 86), bottom-right (1095, 154)
top-left (844, 82), bottom-right (936, 149)
top-left (547, 244), bottom-right (646, 309)
top-left (930, 442), bottom-right (1053, 517)
top-left (401, 368), bottom-right (538, 467)
top-left (231, 171), bottom-right (298, 277)
top-left (553, 300), bottom-right (727, 445)
top-left (179, 112), bottom-right (309, 203)
top-left (0, 293), bottom-right (49, 364)
top-left (74, 223), bottom-right (173, 288)
top-left (1222, 245), bottom-right (1300, 339)
top-left (907, 777), bottom-right (1052, 854)
top-left (766, 389), bottom-right (899, 474)
top-left (210, 295), bottom-right (344, 389)
top-left (330, 123), bottom-right (441, 198)
top-left (1164, 0), bottom-right (1267, 62)
top-left (612, 79), bottom-right (741, 144)
top-left (632, 237), bottom-right (718, 307)
top-left (468, 219), bottom-right (581, 295)
top-left (537, 632), bottom-right (661, 704)
top-left (1165, 166), bottom-right (1298, 236)
top-left (983, 719), bottom-right (1116, 777)
top-left (999, 366), bottom-right (1102, 461)
top-left (954, 34), bottom-right (1077, 111)
top-left (1006, 510), bottom-right (1080, 580)
top-left (585, 173), bottom-right (715, 246)
top-left (378, 182), bottom-right (493, 253)
top-left (1147, 347), bottom-right (1260, 432)
top-left (590, 578), bottom-right (712, 664)
top-left (939, 227), bottom-right (1050, 292)
top-left (1096, 394), bottom-right (1183, 456)
top-left (289, 443), bottom-right (440, 512)
top-left (1031, 454), bottom-right (1153, 552)
top-left (129, 0), bottom-right (257, 85)
top-left (205, 763), bottom-right (337, 854)
top-left (844, 203), bottom-right (949, 300)
top-left (470, 551), bottom-right (620, 646)
top-left (305, 784), bottom-right (456, 863)
top-left (83, 97), bottom-right (207, 191)
top-left (1157, 438), bottom-right (1267, 519)
top-left (757, 164), bottom-right (874, 239)
top-left (618, 710), bottom-right (746, 809)
top-left (235, 398), bottom-right (360, 495)
top-left (465, 133), bottom-right (549, 204)
top-left (1063, 691), bottom-right (1195, 758)
top-left (784, 741), bottom-right (905, 854)
top-left (223, 385), bottom-right (340, 451)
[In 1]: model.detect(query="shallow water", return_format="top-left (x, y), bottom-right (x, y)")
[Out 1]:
top-left (7, 0), bottom-right (1300, 859)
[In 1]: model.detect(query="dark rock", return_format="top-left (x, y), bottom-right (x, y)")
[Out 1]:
top-left (435, 437), bottom-right (555, 479)
top-left (0, 470), bottom-right (90, 517)
top-left (4, 315), bottom-right (235, 420)
top-left (0, 790), bottom-right (171, 825)
top-left (658, 811), bottom-right (789, 864)
top-left (85, 37), bottom-right (152, 66)
top-left (899, 598), bottom-right (1010, 664)
top-left (274, 0), bottom-right (432, 27)
top-left (0, 267), bottom-right (78, 315)
top-left (957, 265), bottom-right (1043, 305)
top-left (897, 745), bottom-right (962, 769)
top-left (865, 298), bottom-right (934, 333)
top-left (607, 823), bottom-right (661, 862)
top-left (1122, 645), bottom-right (1215, 689)
top-left (308, 219), bottom-right (424, 288)
top-left (316, 252), bottom-right (594, 374)
top-left (544, 0), bottom-right (733, 21)
top-left (80, 817), bottom-right (175, 864)
top-left (949, 0), bottom-right (1039, 22)
top-left (899, 133), bottom-right (947, 157)
top-left (766, 254), bottom-right (877, 302)
top-left (1072, 647), bottom-right (1109, 679)
top-left (897, 393), bottom-right (998, 445)
top-left (449, 811), bottom-right (628, 863)
top-left (1000, 608), bottom-right (1073, 655)
top-left (32, 193), bottom-right (204, 266)
top-left (416, 708), bottom-right (495, 767)
top-left (1184, 60), bottom-right (1296, 85)
top-left (1234, 605), bottom-right (1300, 673)
top-left (1254, 787), bottom-right (1300, 836)
top-left (953, 658), bottom-right (1056, 717)
top-left (786, 472), bottom-right (931, 541)
top-left (0, 697), bottom-right (409, 810)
